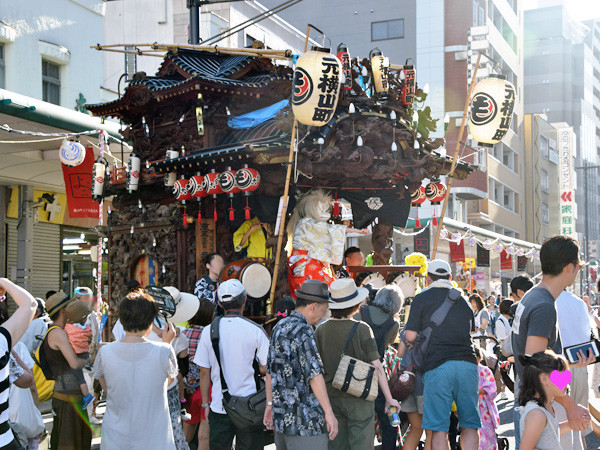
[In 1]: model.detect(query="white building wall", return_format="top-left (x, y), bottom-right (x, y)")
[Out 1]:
top-left (0, 0), bottom-right (106, 106)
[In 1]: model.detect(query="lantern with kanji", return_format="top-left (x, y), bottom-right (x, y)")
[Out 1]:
top-left (292, 47), bottom-right (342, 127)
top-left (202, 169), bottom-right (222, 221)
top-left (126, 153), bottom-right (141, 193)
top-left (91, 157), bottom-right (107, 202)
top-left (236, 166), bottom-right (260, 220)
top-left (59, 139), bottom-right (86, 167)
top-left (410, 185), bottom-right (426, 228)
top-left (402, 65), bottom-right (416, 106)
top-left (219, 168), bottom-right (240, 221)
top-left (370, 48), bottom-right (389, 95)
top-left (468, 75), bottom-right (516, 146)
top-left (173, 179), bottom-right (192, 203)
top-left (336, 43), bottom-right (352, 91)
top-left (188, 174), bottom-right (207, 222)
top-left (425, 181), bottom-right (447, 226)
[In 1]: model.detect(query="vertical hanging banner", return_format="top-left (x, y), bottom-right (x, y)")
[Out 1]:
top-left (477, 244), bottom-right (490, 267)
top-left (558, 126), bottom-right (576, 236)
top-left (61, 147), bottom-right (99, 218)
top-left (500, 250), bottom-right (513, 270)
top-left (517, 255), bottom-right (528, 272)
top-left (449, 240), bottom-right (466, 263)
top-left (414, 228), bottom-right (430, 258)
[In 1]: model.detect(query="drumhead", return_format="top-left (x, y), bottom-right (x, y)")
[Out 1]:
top-left (360, 273), bottom-right (386, 289)
top-left (240, 262), bottom-right (272, 298)
top-left (393, 273), bottom-right (416, 298)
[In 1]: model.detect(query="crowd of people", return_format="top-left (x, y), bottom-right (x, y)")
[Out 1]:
top-left (0, 236), bottom-right (599, 449)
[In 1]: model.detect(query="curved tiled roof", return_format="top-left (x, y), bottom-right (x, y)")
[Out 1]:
top-left (157, 50), bottom-right (257, 79)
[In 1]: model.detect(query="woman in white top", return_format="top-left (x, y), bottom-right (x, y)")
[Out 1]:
top-left (494, 299), bottom-right (513, 400)
top-left (469, 293), bottom-right (489, 337)
top-left (94, 290), bottom-right (178, 450)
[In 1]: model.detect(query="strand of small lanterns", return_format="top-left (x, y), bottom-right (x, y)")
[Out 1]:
top-left (437, 227), bottom-right (540, 260)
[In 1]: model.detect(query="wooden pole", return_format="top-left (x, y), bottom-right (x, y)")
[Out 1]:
top-left (266, 121), bottom-right (297, 315)
top-left (92, 43), bottom-right (291, 58)
top-left (266, 25), bottom-right (313, 315)
top-left (431, 53), bottom-right (482, 258)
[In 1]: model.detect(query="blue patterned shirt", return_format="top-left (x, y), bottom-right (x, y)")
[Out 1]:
top-left (267, 311), bottom-right (327, 436)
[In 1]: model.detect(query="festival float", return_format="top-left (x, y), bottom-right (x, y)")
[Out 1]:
top-left (86, 38), bottom-right (486, 326)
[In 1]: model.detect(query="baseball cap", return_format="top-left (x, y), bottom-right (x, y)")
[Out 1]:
top-left (427, 259), bottom-right (451, 277)
top-left (217, 279), bottom-right (246, 303)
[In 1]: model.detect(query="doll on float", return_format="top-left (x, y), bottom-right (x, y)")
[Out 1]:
top-left (286, 189), bottom-right (367, 298)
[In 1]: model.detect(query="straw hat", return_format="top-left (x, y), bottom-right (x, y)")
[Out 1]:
top-left (163, 286), bottom-right (200, 324)
top-left (328, 278), bottom-right (369, 310)
top-left (46, 291), bottom-right (72, 317)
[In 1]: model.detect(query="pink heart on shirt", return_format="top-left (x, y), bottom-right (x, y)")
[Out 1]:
top-left (550, 369), bottom-right (572, 390)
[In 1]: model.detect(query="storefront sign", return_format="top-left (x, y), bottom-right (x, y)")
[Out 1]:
top-left (558, 127), bottom-right (575, 236)
top-left (61, 147), bottom-right (99, 218)
top-left (477, 243), bottom-right (490, 267)
top-left (196, 219), bottom-right (216, 279)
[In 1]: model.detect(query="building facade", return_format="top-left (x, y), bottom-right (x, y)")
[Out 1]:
top-left (524, 4), bottom-right (600, 246)
top-left (0, 0), bottom-right (118, 299)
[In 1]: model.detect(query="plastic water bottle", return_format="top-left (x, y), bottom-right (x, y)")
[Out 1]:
top-left (387, 406), bottom-right (400, 427)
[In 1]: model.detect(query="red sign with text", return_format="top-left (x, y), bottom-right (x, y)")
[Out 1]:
top-left (61, 147), bottom-right (98, 218)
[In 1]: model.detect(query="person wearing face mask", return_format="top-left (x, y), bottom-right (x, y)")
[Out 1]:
top-left (286, 189), bottom-right (367, 299)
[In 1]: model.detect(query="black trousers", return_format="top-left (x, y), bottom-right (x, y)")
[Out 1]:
top-left (374, 390), bottom-right (398, 450)
top-left (208, 410), bottom-right (264, 450)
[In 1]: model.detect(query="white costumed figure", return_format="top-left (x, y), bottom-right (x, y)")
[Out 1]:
top-left (286, 189), bottom-right (366, 298)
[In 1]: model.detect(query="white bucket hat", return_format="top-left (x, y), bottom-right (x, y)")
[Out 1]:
top-left (328, 278), bottom-right (369, 310)
top-left (163, 286), bottom-right (200, 324)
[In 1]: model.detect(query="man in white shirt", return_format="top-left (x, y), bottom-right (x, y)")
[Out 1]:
top-left (556, 290), bottom-right (593, 450)
top-left (20, 298), bottom-right (48, 355)
top-left (195, 279), bottom-right (269, 450)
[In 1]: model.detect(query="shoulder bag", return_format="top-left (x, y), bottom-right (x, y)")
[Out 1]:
top-left (332, 322), bottom-right (379, 401)
top-left (210, 316), bottom-right (266, 430)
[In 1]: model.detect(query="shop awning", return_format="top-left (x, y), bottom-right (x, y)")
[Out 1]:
top-left (0, 88), bottom-right (124, 193)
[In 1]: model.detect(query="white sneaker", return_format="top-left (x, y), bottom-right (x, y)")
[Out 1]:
top-left (90, 415), bottom-right (102, 425)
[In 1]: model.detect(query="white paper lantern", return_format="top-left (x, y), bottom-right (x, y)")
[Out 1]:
top-left (164, 149), bottom-right (179, 187)
top-left (468, 75), bottom-right (516, 146)
top-left (91, 158), bottom-right (107, 202)
top-left (292, 47), bottom-right (342, 126)
top-left (59, 139), bottom-right (86, 167)
top-left (370, 49), bottom-right (389, 94)
top-left (127, 154), bottom-right (141, 193)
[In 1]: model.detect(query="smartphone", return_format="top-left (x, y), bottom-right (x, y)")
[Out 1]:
top-left (565, 341), bottom-right (599, 363)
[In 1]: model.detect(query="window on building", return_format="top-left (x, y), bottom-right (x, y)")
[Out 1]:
top-left (42, 60), bottom-right (60, 105)
top-left (371, 19), bottom-right (404, 41)
top-left (540, 135), bottom-right (549, 159)
top-left (473, 1), bottom-right (478, 26)
top-left (245, 34), bottom-right (256, 48)
top-left (542, 202), bottom-right (550, 224)
top-left (0, 44), bottom-right (4, 89)
top-left (540, 169), bottom-right (549, 192)
top-left (479, 6), bottom-right (485, 26)
top-left (124, 45), bottom-right (137, 81)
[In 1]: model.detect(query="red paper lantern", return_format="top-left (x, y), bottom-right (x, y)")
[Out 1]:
top-left (235, 168), bottom-right (260, 193)
top-left (202, 171), bottom-right (223, 197)
top-left (173, 179), bottom-right (192, 201)
top-left (410, 186), bottom-right (426, 206)
top-left (188, 175), bottom-right (207, 198)
top-left (425, 182), bottom-right (447, 205)
top-left (219, 170), bottom-right (240, 195)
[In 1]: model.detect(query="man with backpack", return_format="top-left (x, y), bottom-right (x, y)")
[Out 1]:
top-left (195, 279), bottom-right (269, 450)
top-left (354, 284), bottom-right (403, 450)
top-left (404, 260), bottom-right (480, 450)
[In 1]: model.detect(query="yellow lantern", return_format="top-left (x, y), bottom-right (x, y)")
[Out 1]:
top-left (292, 47), bottom-right (342, 127)
top-left (370, 48), bottom-right (389, 94)
top-left (468, 75), bottom-right (516, 146)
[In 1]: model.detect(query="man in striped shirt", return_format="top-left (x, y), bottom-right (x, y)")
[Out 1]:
top-left (0, 279), bottom-right (37, 449)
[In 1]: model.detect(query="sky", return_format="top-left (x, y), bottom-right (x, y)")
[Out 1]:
top-left (522, 0), bottom-right (600, 20)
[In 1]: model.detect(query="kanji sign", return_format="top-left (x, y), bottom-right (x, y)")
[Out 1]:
top-left (557, 127), bottom-right (575, 236)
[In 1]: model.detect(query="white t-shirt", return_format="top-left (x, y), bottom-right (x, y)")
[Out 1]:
top-left (495, 315), bottom-right (511, 342)
top-left (111, 319), bottom-right (188, 390)
top-left (194, 316), bottom-right (269, 414)
top-left (20, 317), bottom-right (48, 356)
top-left (94, 341), bottom-right (178, 450)
top-left (556, 291), bottom-right (591, 348)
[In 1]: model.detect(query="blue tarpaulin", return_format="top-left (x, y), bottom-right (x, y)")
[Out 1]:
top-left (227, 99), bottom-right (289, 129)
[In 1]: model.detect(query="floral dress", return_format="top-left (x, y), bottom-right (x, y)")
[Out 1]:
top-left (478, 364), bottom-right (500, 449)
